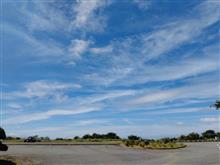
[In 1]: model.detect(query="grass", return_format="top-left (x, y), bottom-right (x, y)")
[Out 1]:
top-left (3, 139), bottom-right (186, 149)
top-left (146, 142), bottom-right (186, 149)
top-left (3, 139), bottom-right (122, 145)
top-left (0, 156), bottom-right (40, 165)
top-left (122, 140), bottom-right (186, 150)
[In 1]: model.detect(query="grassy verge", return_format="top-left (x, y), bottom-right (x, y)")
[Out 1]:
top-left (0, 156), bottom-right (40, 165)
top-left (122, 140), bottom-right (186, 150)
top-left (3, 139), bottom-right (186, 149)
top-left (3, 139), bottom-right (122, 145)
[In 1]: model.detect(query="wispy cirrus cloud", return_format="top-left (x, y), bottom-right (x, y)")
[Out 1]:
top-left (6, 80), bottom-right (81, 103)
top-left (80, 1), bottom-right (219, 86)
top-left (83, 43), bottom-right (219, 87)
top-left (4, 106), bottom-right (101, 125)
top-left (68, 39), bottom-right (92, 63)
top-left (133, 0), bottom-right (152, 10)
top-left (70, 0), bottom-right (110, 32)
top-left (18, 1), bottom-right (69, 32)
top-left (200, 117), bottom-right (220, 123)
top-left (118, 80), bottom-right (218, 111)
top-left (75, 90), bottom-right (136, 105)
top-left (2, 1), bottom-right (219, 138)
top-left (148, 107), bottom-right (209, 115)
top-left (2, 23), bottom-right (65, 63)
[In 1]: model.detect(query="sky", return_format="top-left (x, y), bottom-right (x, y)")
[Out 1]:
top-left (0, 0), bottom-right (219, 138)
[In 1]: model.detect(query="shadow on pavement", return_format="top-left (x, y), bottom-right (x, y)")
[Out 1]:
top-left (0, 160), bottom-right (16, 165)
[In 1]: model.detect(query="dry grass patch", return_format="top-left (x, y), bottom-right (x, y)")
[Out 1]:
top-left (0, 155), bottom-right (40, 165)
top-left (122, 140), bottom-right (186, 150)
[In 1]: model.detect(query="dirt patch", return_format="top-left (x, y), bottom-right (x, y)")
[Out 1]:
top-left (0, 155), bottom-right (39, 165)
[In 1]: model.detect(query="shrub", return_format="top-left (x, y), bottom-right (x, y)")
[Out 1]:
top-left (74, 136), bottom-right (80, 140)
top-left (0, 128), bottom-right (6, 139)
top-left (128, 135), bottom-right (141, 140)
top-left (56, 138), bottom-right (63, 141)
top-left (202, 130), bottom-right (216, 139)
top-left (186, 132), bottom-right (200, 141)
top-left (82, 134), bottom-right (92, 139)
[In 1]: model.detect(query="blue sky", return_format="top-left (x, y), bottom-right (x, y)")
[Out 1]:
top-left (0, 0), bottom-right (219, 138)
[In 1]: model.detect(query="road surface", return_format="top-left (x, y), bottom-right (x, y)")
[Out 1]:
top-left (0, 142), bottom-right (219, 165)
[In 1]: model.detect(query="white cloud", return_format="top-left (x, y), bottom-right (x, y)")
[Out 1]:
top-left (133, 0), bottom-right (152, 10)
top-left (7, 103), bottom-right (22, 109)
top-left (14, 0), bottom-right (111, 33)
top-left (76, 119), bottom-right (109, 126)
top-left (122, 54), bottom-right (219, 85)
top-left (68, 39), bottom-right (91, 61)
top-left (19, 1), bottom-right (69, 32)
top-left (75, 90), bottom-right (136, 105)
top-left (81, 1), bottom-right (219, 86)
top-left (83, 40), bottom-right (219, 87)
top-left (4, 106), bottom-right (101, 125)
top-left (90, 45), bottom-right (113, 54)
top-left (2, 23), bottom-right (65, 60)
top-left (120, 80), bottom-right (218, 110)
top-left (7, 80), bottom-right (81, 103)
top-left (176, 122), bottom-right (184, 126)
top-left (3, 1), bottom-right (219, 137)
top-left (149, 107), bottom-right (208, 115)
top-left (200, 117), bottom-right (220, 123)
top-left (127, 89), bottom-right (179, 106)
top-left (70, 0), bottom-right (110, 32)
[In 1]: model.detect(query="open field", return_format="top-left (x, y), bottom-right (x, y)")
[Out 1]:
top-left (0, 142), bottom-right (219, 165)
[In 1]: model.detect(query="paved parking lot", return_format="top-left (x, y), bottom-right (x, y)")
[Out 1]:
top-left (0, 142), bottom-right (219, 165)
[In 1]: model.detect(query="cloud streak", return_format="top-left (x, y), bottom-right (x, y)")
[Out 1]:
top-left (4, 106), bottom-right (101, 125)
top-left (2, 1), bottom-right (219, 137)
top-left (70, 0), bottom-right (110, 32)
top-left (6, 80), bottom-right (81, 104)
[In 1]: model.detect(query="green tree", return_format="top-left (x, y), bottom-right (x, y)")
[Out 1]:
top-left (178, 135), bottom-right (187, 141)
top-left (128, 135), bottom-right (141, 140)
top-left (105, 132), bottom-right (120, 139)
top-left (211, 100), bottom-right (220, 110)
top-left (82, 134), bottom-right (92, 139)
top-left (0, 127), bottom-right (6, 139)
top-left (186, 132), bottom-right (200, 140)
top-left (214, 100), bottom-right (220, 109)
top-left (74, 136), bottom-right (80, 140)
top-left (202, 130), bottom-right (216, 139)
top-left (216, 132), bottom-right (220, 138)
top-left (0, 127), bottom-right (8, 151)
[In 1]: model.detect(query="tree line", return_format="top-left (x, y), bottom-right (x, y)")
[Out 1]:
top-left (127, 130), bottom-right (220, 142)
top-left (4, 129), bottom-right (219, 142)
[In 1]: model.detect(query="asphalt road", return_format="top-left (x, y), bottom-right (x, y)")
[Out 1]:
top-left (0, 142), bottom-right (219, 165)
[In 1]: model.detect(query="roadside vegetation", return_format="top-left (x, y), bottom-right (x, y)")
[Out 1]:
top-left (3, 129), bottom-right (219, 149)
top-left (177, 130), bottom-right (220, 142)
top-left (122, 139), bottom-right (186, 149)
top-left (122, 130), bottom-right (220, 149)
top-left (0, 155), bottom-right (40, 165)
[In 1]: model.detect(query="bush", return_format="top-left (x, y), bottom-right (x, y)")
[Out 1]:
top-left (122, 139), bottom-right (185, 150)
top-left (74, 136), bottom-right (80, 140)
top-left (128, 135), bottom-right (141, 140)
top-left (81, 132), bottom-right (120, 140)
top-left (0, 128), bottom-right (6, 139)
top-left (82, 134), bottom-right (92, 139)
top-left (160, 138), bottom-right (172, 144)
top-left (186, 132), bottom-right (200, 141)
top-left (202, 130), bottom-right (216, 139)
top-left (56, 138), bottom-right (64, 141)
top-left (105, 132), bottom-right (120, 139)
